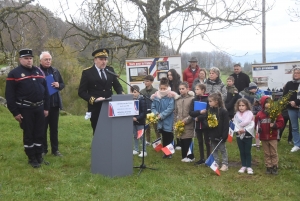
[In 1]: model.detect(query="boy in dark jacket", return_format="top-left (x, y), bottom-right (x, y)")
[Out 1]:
top-left (225, 76), bottom-right (239, 119)
top-left (139, 75), bottom-right (160, 145)
top-left (255, 96), bottom-right (284, 174)
top-left (131, 85), bottom-right (147, 157)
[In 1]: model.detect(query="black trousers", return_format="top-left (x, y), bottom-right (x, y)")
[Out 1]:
top-left (279, 116), bottom-right (293, 142)
top-left (181, 138), bottom-right (194, 159)
top-left (195, 129), bottom-right (210, 160)
top-left (90, 103), bottom-right (102, 135)
top-left (43, 106), bottom-right (60, 153)
top-left (161, 130), bottom-right (174, 147)
top-left (20, 105), bottom-right (45, 157)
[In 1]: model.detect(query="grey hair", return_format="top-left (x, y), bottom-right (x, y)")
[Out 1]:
top-left (209, 67), bottom-right (220, 77)
top-left (40, 51), bottom-right (52, 60)
top-left (292, 67), bottom-right (300, 73)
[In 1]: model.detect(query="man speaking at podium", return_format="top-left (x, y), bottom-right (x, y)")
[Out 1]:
top-left (78, 48), bottom-right (124, 134)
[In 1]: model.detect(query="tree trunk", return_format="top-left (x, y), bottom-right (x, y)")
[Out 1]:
top-left (146, 0), bottom-right (161, 57)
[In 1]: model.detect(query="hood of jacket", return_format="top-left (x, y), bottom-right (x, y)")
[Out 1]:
top-left (175, 91), bottom-right (195, 100)
top-left (260, 95), bottom-right (270, 110)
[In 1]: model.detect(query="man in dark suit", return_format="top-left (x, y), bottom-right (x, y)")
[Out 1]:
top-left (230, 64), bottom-right (251, 92)
top-left (78, 48), bottom-right (123, 134)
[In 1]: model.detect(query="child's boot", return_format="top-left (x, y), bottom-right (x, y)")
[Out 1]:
top-left (265, 167), bottom-right (272, 174)
top-left (272, 166), bottom-right (278, 175)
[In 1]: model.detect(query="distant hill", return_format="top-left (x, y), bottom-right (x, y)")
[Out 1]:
top-left (232, 52), bottom-right (300, 64)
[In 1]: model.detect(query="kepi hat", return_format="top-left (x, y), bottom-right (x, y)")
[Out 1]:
top-left (19, 49), bottom-right (33, 58)
top-left (92, 48), bottom-right (109, 58)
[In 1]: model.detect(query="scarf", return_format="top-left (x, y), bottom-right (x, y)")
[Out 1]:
top-left (158, 88), bottom-right (170, 97)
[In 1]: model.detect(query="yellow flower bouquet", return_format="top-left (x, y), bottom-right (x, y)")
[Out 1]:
top-left (146, 112), bottom-right (159, 125)
top-left (207, 111), bottom-right (218, 128)
top-left (174, 120), bottom-right (185, 138)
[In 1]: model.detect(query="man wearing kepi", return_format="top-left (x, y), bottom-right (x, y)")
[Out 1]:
top-left (78, 48), bottom-right (123, 134)
top-left (39, 51), bottom-right (65, 157)
top-left (5, 49), bottom-right (50, 168)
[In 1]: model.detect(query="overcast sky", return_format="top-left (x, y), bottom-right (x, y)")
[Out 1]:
top-left (37, 0), bottom-right (300, 57)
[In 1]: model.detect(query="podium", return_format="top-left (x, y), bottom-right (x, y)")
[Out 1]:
top-left (91, 94), bottom-right (133, 177)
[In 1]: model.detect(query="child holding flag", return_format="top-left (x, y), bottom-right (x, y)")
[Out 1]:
top-left (131, 85), bottom-right (147, 157)
top-left (189, 83), bottom-right (210, 165)
top-left (174, 82), bottom-right (195, 162)
top-left (151, 77), bottom-right (177, 159)
top-left (233, 98), bottom-right (255, 174)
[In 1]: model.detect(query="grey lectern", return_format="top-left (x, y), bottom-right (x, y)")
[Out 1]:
top-left (91, 94), bottom-right (133, 177)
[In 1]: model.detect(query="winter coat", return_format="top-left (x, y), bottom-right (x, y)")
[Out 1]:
top-left (192, 78), bottom-right (207, 92)
top-left (140, 85), bottom-right (158, 110)
top-left (225, 89), bottom-right (239, 118)
top-left (233, 110), bottom-right (255, 137)
top-left (189, 94), bottom-right (209, 130)
top-left (151, 90), bottom-right (177, 132)
top-left (230, 72), bottom-right (251, 92)
top-left (206, 77), bottom-right (227, 101)
top-left (239, 88), bottom-right (265, 105)
top-left (255, 96), bottom-right (284, 141)
top-left (183, 65), bottom-right (201, 89)
top-left (198, 106), bottom-right (229, 142)
top-left (174, 91), bottom-right (195, 139)
top-left (133, 95), bottom-right (147, 125)
top-left (283, 80), bottom-right (300, 110)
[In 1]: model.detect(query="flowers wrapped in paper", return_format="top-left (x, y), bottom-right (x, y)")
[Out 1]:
top-left (207, 111), bottom-right (218, 128)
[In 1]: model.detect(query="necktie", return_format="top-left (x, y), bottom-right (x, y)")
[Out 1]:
top-left (100, 69), bottom-right (106, 81)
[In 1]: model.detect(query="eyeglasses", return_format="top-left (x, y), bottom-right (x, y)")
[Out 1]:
top-left (43, 58), bottom-right (52, 61)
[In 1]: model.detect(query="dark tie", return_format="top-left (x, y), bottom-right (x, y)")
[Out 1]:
top-left (100, 69), bottom-right (106, 81)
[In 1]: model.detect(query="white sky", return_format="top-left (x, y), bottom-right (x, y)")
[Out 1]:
top-left (36, 0), bottom-right (300, 56)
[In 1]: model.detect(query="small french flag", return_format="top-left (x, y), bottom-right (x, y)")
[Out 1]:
top-left (137, 124), bottom-right (149, 139)
top-left (228, 121), bottom-right (235, 143)
top-left (161, 143), bottom-right (175, 155)
top-left (205, 154), bottom-right (220, 176)
top-left (187, 141), bottom-right (194, 156)
top-left (152, 137), bottom-right (163, 152)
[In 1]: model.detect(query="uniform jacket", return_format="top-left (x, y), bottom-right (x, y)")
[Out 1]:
top-left (5, 65), bottom-right (50, 116)
top-left (206, 77), bottom-right (227, 101)
top-left (183, 65), bottom-right (200, 89)
top-left (140, 85), bottom-right (158, 110)
top-left (133, 95), bottom-right (147, 125)
top-left (189, 94), bottom-right (209, 130)
top-left (230, 72), bottom-right (251, 92)
top-left (198, 106), bottom-right (229, 142)
top-left (255, 96), bottom-right (284, 140)
top-left (40, 65), bottom-right (64, 110)
top-left (283, 80), bottom-right (300, 110)
top-left (174, 91), bottom-right (195, 139)
top-left (151, 90), bottom-right (177, 132)
top-left (78, 65), bottom-right (123, 112)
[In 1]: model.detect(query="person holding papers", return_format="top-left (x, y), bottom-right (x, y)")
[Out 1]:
top-left (39, 51), bottom-right (65, 157)
top-left (174, 82), bottom-right (195, 163)
top-left (151, 77), bottom-right (177, 159)
top-left (233, 98), bottom-right (255, 174)
top-left (189, 83), bottom-right (210, 165)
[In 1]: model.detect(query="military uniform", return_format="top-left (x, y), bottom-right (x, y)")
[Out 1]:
top-left (5, 49), bottom-right (50, 167)
top-left (78, 48), bottom-right (123, 134)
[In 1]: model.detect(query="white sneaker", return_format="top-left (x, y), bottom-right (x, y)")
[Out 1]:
top-left (133, 150), bottom-right (139, 155)
top-left (247, 167), bottom-right (254, 175)
top-left (181, 158), bottom-right (188, 162)
top-left (146, 141), bottom-right (151, 146)
top-left (238, 167), bottom-right (246, 173)
top-left (175, 146), bottom-right (181, 150)
top-left (138, 152), bottom-right (147, 157)
top-left (291, 146), bottom-right (300, 152)
top-left (184, 158), bottom-right (195, 163)
top-left (220, 164), bottom-right (228, 171)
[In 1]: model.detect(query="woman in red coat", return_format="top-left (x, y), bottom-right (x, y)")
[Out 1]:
top-left (183, 57), bottom-right (200, 89)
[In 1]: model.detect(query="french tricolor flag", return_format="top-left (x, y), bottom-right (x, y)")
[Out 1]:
top-left (187, 141), bottom-right (194, 156)
top-left (205, 154), bottom-right (220, 176)
top-left (161, 143), bottom-right (175, 155)
top-left (137, 124), bottom-right (149, 139)
top-left (152, 137), bottom-right (163, 152)
top-left (228, 121), bottom-right (235, 143)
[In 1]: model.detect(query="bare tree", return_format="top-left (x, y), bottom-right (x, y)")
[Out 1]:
top-left (61, 0), bottom-right (271, 57)
top-left (288, 0), bottom-right (300, 21)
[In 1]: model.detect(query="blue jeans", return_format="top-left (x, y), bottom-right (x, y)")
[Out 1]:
top-left (133, 125), bottom-right (146, 152)
top-left (236, 136), bottom-right (252, 167)
top-left (288, 109), bottom-right (300, 147)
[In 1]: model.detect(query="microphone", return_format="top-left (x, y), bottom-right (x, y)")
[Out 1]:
top-left (105, 68), bottom-right (119, 77)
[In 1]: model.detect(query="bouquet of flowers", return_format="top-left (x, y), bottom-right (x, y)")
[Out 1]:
top-left (207, 111), bottom-right (218, 128)
top-left (146, 113), bottom-right (159, 125)
top-left (174, 120), bottom-right (185, 138)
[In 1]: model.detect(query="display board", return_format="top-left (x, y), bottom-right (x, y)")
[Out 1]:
top-left (125, 56), bottom-right (182, 93)
top-left (252, 61), bottom-right (300, 91)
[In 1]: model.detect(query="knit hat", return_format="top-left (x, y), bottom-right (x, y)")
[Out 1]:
top-left (248, 82), bottom-right (258, 90)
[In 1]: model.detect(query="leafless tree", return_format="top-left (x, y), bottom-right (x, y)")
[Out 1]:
top-left (61, 0), bottom-right (272, 58)
top-left (288, 0), bottom-right (300, 21)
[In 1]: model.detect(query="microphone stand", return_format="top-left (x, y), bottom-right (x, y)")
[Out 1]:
top-left (105, 68), bottom-right (157, 176)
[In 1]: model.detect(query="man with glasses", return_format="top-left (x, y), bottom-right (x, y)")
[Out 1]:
top-left (78, 48), bottom-right (124, 135)
top-left (39, 51), bottom-right (65, 157)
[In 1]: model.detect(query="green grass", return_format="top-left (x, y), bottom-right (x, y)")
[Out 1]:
top-left (1, 106), bottom-right (300, 200)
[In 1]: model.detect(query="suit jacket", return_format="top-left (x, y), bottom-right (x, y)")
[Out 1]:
top-left (78, 65), bottom-right (123, 111)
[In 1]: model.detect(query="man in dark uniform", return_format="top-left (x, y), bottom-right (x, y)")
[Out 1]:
top-left (78, 48), bottom-right (123, 134)
top-left (5, 49), bottom-right (50, 168)
top-left (39, 51), bottom-right (64, 157)
top-left (230, 64), bottom-right (251, 92)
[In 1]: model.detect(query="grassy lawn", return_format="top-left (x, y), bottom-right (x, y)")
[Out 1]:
top-left (1, 106), bottom-right (299, 200)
